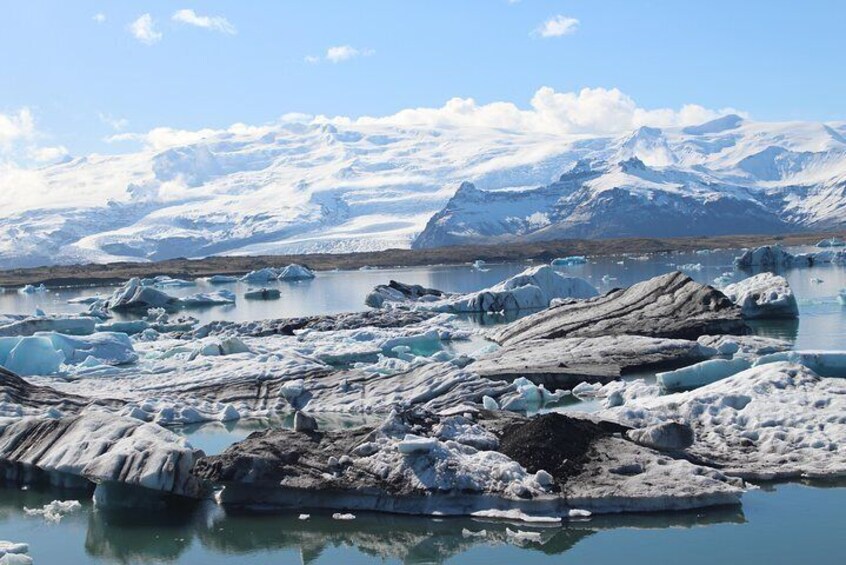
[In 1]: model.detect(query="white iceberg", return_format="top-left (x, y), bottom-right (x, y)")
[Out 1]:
top-left (657, 358), bottom-right (752, 391)
top-left (722, 272), bottom-right (799, 319)
top-left (277, 264), bottom-right (315, 281)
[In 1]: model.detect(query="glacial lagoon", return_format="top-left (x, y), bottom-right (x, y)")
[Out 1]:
top-left (2, 247), bottom-right (846, 564)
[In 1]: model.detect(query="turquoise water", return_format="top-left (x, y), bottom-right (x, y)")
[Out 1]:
top-left (2, 247), bottom-right (846, 563)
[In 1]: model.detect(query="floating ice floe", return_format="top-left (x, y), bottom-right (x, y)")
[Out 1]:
top-left (367, 266), bottom-right (597, 313)
top-left (753, 350), bottom-right (846, 378)
top-left (492, 272), bottom-right (745, 345)
top-left (193, 409), bottom-right (743, 515)
top-left (23, 500), bottom-right (81, 524)
top-left (244, 288), bottom-right (281, 300)
top-left (551, 256), bottom-right (587, 267)
top-left (600, 362), bottom-right (846, 480)
top-left (678, 263), bottom-right (703, 272)
top-left (816, 237), bottom-right (845, 248)
top-left (734, 245), bottom-right (846, 269)
top-left (839, 289), bottom-right (846, 305)
top-left (179, 290), bottom-right (236, 308)
top-left (0, 314), bottom-right (96, 337)
top-left (17, 284), bottom-right (47, 295)
top-left (278, 264), bottom-right (315, 281)
top-left (657, 358), bottom-right (752, 391)
top-left (471, 260), bottom-right (489, 272)
top-left (722, 273), bottom-right (799, 319)
top-left (0, 412), bottom-right (205, 500)
top-left (204, 274), bottom-right (239, 284)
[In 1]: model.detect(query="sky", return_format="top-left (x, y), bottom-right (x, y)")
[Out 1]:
top-left (2, 0), bottom-right (845, 163)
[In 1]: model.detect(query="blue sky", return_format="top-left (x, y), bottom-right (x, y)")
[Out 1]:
top-left (2, 0), bottom-right (844, 159)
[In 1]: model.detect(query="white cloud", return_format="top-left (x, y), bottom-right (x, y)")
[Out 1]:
top-left (129, 14), bottom-right (162, 45)
top-left (0, 108), bottom-right (71, 166)
top-left (105, 87), bottom-right (746, 150)
top-left (0, 108), bottom-right (35, 149)
top-left (304, 55), bottom-right (321, 64)
top-left (93, 13), bottom-right (106, 24)
top-left (30, 145), bottom-right (68, 162)
top-left (340, 86), bottom-right (745, 136)
top-left (534, 15), bottom-right (579, 38)
top-left (325, 45), bottom-right (374, 63)
top-left (98, 113), bottom-right (129, 132)
top-left (172, 9), bottom-right (236, 35)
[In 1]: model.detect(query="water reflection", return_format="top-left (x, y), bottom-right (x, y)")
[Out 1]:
top-left (0, 484), bottom-right (746, 564)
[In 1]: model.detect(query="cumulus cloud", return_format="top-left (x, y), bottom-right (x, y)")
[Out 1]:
top-left (93, 13), bottom-right (106, 24)
top-left (30, 145), bottom-right (69, 162)
top-left (172, 9), bottom-right (236, 35)
top-left (129, 14), bottom-right (162, 45)
top-left (0, 108), bottom-right (70, 166)
top-left (326, 45), bottom-right (373, 63)
top-left (0, 108), bottom-right (36, 149)
top-left (107, 122), bottom-right (275, 151)
top-left (98, 113), bottom-right (129, 132)
top-left (338, 86), bottom-right (745, 135)
top-left (534, 15), bottom-right (579, 38)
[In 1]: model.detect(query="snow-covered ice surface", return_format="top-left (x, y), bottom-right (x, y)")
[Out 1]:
top-left (722, 272), bottom-right (799, 319)
top-left (599, 362), bottom-right (846, 480)
top-left (5, 115), bottom-right (846, 267)
top-left (0, 412), bottom-right (204, 499)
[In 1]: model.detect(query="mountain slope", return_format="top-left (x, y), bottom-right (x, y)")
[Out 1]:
top-left (1, 115), bottom-right (846, 266)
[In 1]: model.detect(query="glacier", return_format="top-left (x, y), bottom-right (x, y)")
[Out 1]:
top-left (2, 115), bottom-right (846, 266)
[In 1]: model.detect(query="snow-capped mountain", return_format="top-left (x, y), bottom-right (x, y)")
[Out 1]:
top-left (1, 114), bottom-right (845, 267)
top-left (414, 116), bottom-right (846, 248)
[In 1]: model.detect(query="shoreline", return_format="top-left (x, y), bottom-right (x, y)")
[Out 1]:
top-left (0, 230), bottom-right (842, 289)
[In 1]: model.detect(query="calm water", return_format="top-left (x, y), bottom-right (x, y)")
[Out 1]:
top-left (2, 247), bottom-right (846, 563)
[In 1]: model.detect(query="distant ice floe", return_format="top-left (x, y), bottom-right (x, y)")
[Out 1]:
top-left (366, 265), bottom-right (598, 312)
top-left (734, 244), bottom-right (846, 269)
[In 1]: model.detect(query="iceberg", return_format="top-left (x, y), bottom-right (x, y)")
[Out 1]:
top-left (551, 256), bottom-right (587, 266)
top-left (180, 290), bottom-right (236, 308)
top-left (722, 273), bottom-right (799, 319)
top-left (753, 350), bottom-right (846, 378)
top-left (0, 336), bottom-right (65, 376)
top-left (817, 237), bottom-right (845, 248)
top-left (240, 268), bottom-right (279, 283)
top-left (0, 315), bottom-right (96, 337)
top-left (17, 284), bottom-right (47, 295)
top-left (244, 287), bottom-right (281, 300)
top-left (204, 274), bottom-right (239, 284)
top-left (657, 358), bottom-right (752, 391)
top-left (38, 331), bottom-right (138, 366)
top-left (277, 264), bottom-right (316, 281)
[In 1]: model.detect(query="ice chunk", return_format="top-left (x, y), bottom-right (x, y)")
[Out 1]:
top-left (18, 284), bottom-right (48, 295)
top-left (817, 237), bottom-right (845, 248)
top-left (180, 290), bottom-right (236, 308)
top-left (277, 264), bottom-right (315, 281)
top-left (657, 358), bottom-right (752, 391)
top-left (753, 350), bottom-right (846, 378)
top-left (38, 331), bottom-right (137, 366)
top-left (244, 287), bottom-right (281, 300)
top-left (722, 273), bottom-right (798, 319)
top-left (240, 268), bottom-right (279, 283)
top-left (23, 500), bottom-right (81, 524)
top-left (0, 336), bottom-right (64, 375)
top-left (397, 434), bottom-right (439, 454)
top-left (332, 513), bottom-right (356, 520)
top-left (551, 256), bottom-right (587, 266)
top-left (204, 274), bottom-right (239, 284)
top-left (0, 315), bottom-right (96, 337)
